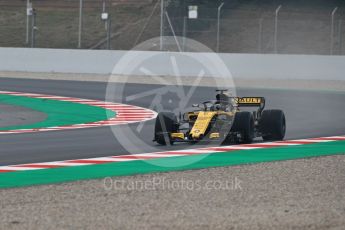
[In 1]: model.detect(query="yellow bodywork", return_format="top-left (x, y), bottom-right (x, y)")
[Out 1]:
top-left (209, 132), bottom-right (220, 138)
top-left (170, 132), bottom-right (185, 140)
top-left (188, 110), bottom-right (236, 140)
top-left (190, 111), bottom-right (217, 139)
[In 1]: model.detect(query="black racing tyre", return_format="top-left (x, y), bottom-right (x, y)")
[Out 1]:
top-left (259, 110), bottom-right (286, 141)
top-left (154, 112), bottom-right (178, 145)
top-left (230, 111), bottom-right (255, 144)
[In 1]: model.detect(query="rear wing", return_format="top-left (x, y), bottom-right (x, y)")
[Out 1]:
top-left (234, 97), bottom-right (265, 110)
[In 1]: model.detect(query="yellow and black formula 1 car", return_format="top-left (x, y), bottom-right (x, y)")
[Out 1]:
top-left (153, 90), bottom-right (286, 145)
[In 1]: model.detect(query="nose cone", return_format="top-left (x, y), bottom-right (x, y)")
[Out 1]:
top-left (191, 130), bottom-right (203, 140)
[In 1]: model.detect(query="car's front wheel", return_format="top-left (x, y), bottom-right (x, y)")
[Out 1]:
top-left (230, 111), bottom-right (255, 144)
top-left (154, 112), bottom-right (178, 145)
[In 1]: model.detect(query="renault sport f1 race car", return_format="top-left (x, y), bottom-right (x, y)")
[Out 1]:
top-left (153, 90), bottom-right (286, 145)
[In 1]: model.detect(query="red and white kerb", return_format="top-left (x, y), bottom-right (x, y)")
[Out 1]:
top-left (0, 135), bottom-right (344, 173)
top-left (0, 90), bottom-right (157, 134)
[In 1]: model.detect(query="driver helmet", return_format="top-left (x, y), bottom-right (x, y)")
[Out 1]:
top-left (214, 104), bottom-right (221, 110)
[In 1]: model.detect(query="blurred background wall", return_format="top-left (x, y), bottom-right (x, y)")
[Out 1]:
top-left (0, 0), bottom-right (345, 55)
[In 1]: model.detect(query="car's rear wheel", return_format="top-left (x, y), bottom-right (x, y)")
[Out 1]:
top-left (230, 111), bottom-right (255, 144)
top-left (259, 110), bottom-right (286, 141)
top-left (154, 112), bottom-right (178, 145)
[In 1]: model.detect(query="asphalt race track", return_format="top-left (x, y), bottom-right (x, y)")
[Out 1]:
top-left (0, 104), bottom-right (47, 127)
top-left (1, 77), bottom-right (345, 166)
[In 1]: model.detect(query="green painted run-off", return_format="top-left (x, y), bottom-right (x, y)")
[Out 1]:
top-left (0, 94), bottom-right (116, 130)
top-left (0, 141), bottom-right (344, 189)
